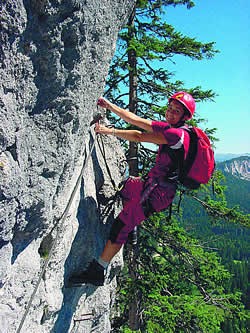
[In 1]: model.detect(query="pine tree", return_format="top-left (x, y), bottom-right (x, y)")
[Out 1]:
top-left (105, 0), bottom-right (220, 184)
top-left (104, 0), bottom-right (249, 331)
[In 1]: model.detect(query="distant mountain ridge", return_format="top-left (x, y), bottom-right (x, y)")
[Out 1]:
top-left (215, 153), bottom-right (250, 162)
top-left (216, 156), bottom-right (250, 181)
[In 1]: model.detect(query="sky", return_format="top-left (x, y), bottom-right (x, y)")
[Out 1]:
top-left (161, 0), bottom-right (250, 154)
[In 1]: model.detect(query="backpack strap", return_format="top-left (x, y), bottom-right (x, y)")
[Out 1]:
top-left (164, 127), bottom-right (200, 189)
top-left (179, 127), bottom-right (197, 181)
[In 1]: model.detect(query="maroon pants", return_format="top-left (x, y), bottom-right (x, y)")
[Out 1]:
top-left (109, 177), bottom-right (177, 244)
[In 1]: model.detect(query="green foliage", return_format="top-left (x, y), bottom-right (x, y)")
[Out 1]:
top-left (204, 199), bottom-right (250, 228)
top-left (112, 214), bottom-right (248, 332)
top-left (176, 174), bottom-right (250, 332)
top-left (189, 172), bottom-right (250, 228)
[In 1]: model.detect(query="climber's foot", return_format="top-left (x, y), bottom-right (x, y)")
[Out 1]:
top-left (67, 259), bottom-right (105, 287)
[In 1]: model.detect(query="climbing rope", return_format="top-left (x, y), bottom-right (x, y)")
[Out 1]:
top-left (95, 131), bottom-right (129, 222)
top-left (97, 134), bottom-right (117, 190)
top-left (16, 126), bottom-right (99, 333)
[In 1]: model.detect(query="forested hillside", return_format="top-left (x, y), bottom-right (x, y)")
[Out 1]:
top-left (221, 173), bottom-right (249, 213)
top-left (217, 156), bottom-right (250, 212)
top-left (179, 163), bottom-right (250, 332)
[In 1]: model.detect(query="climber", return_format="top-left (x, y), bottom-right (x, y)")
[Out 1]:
top-left (68, 91), bottom-right (196, 287)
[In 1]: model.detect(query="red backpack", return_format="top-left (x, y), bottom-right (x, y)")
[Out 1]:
top-left (167, 127), bottom-right (215, 189)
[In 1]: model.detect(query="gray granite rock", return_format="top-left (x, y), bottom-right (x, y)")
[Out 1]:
top-left (0, 1), bottom-right (135, 332)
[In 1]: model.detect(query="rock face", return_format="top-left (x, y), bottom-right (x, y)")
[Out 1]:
top-left (0, 1), bottom-right (135, 332)
top-left (217, 156), bottom-right (250, 181)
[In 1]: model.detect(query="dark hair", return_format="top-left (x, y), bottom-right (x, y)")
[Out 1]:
top-left (184, 108), bottom-right (190, 118)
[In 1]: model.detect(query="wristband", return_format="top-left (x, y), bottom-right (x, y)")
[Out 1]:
top-left (112, 128), bottom-right (116, 136)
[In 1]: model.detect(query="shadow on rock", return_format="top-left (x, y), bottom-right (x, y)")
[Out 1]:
top-left (52, 194), bottom-right (110, 332)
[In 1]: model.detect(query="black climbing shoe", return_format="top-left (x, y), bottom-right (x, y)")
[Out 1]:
top-left (68, 259), bottom-right (105, 287)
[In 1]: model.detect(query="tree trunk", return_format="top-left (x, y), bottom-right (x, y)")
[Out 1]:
top-left (127, 241), bottom-right (142, 330)
top-left (128, 6), bottom-right (139, 177)
top-left (127, 6), bottom-right (141, 331)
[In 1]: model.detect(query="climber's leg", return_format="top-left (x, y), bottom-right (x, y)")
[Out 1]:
top-left (100, 240), bottom-right (123, 262)
top-left (67, 179), bottom-right (147, 287)
top-left (67, 240), bottom-right (122, 287)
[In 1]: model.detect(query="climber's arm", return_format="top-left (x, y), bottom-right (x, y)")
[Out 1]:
top-left (95, 124), bottom-right (167, 144)
top-left (97, 97), bottom-right (153, 132)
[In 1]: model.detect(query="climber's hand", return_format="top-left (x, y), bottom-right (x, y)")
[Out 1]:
top-left (94, 123), bottom-right (112, 135)
top-left (97, 97), bottom-right (110, 109)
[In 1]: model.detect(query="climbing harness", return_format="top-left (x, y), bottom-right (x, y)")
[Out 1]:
top-left (16, 113), bottom-right (102, 333)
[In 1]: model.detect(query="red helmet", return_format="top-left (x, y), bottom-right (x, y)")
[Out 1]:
top-left (169, 91), bottom-right (195, 120)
